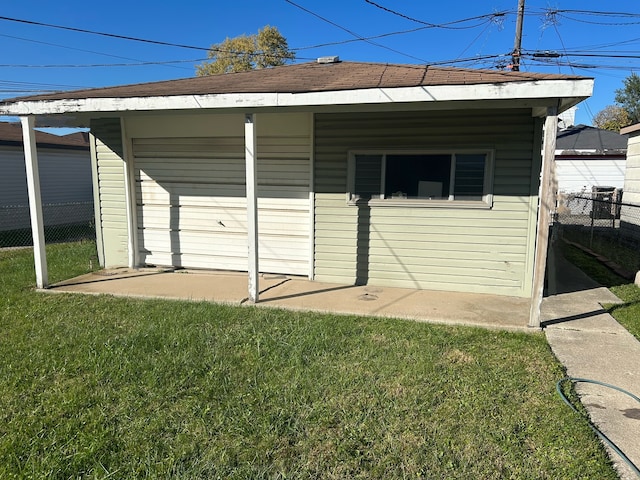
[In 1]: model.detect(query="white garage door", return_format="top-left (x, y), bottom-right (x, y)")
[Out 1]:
top-left (133, 135), bottom-right (310, 275)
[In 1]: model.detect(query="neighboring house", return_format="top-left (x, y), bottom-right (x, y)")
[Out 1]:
top-left (0, 60), bottom-right (593, 326)
top-left (619, 123), bottom-right (640, 240)
top-left (0, 122), bottom-right (91, 233)
top-left (555, 124), bottom-right (628, 195)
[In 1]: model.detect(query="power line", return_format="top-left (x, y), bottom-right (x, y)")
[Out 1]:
top-left (425, 53), bottom-right (511, 67)
top-left (549, 20), bottom-right (596, 121)
top-left (2, 50), bottom-right (638, 72)
top-left (0, 59), bottom-right (210, 68)
top-left (0, 8), bottom-right (638, 79)
top-left (0, 20), bottom-right (312, 70)
top-left (531, 52), bottom-right (640, 60)
top-left (547, 39), bottom-right (640, 53)
top-left (283, 0), bottom-right (428, 63)
top-left (546, 9), bottom-right (640, 18)
top-left (363, 0), bottom-right (508, 30)
top-left (0, 10), bottom-right (489, 65)
top-left (0, 33), bottom-right (194, 71)
top-left (0, 79), bottom-right (89, 89)
top-left (0, 79), bottom-right (91, 95)
top-left (553, 13), bottom-right (640, 27)
top-left (292, 25), bottom-right (436, 50)
top-left (0, 15), bottom-right (210, 51)
top-left (527, 57), bottom-right (640, 71)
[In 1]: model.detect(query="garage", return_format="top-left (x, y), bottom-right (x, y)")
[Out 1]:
top-left (132, 117), bottom-right (312, 276)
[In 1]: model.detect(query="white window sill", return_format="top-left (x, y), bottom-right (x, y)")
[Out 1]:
top-left (348, 198), bottom-right (493, 209)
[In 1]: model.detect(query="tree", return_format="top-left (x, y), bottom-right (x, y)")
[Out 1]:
top-left (196, 26), bottom-right (295, 76)
top-left (593, 105), bottom-right (632, 132)
top-left (614, 72), bottom-right (640, 124)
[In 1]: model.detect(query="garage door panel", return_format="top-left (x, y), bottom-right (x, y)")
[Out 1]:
top-left (138, 182), bottom-right (246, 201)
top-left (139, 224), bottom-right (306, 237)
top-left (141, 230), bottom-right (308, 257)
top-left (141, 252), bottom-right (248, 271)
top-left (260, 259), bottom-right (308, 275)
top-left (259, 244), bottom-right (310, 261)
top-left (140, 231), bottom-right (247, 254)
top-left (138, 208), bottom-right (309, 232)
top-left (140, 244), bottom-right (308, 275)
top-left (138, 181), bottom-right (309, 201)
top-left (139, 161), bottom-right (245, 172)
top-left (134, 135), bottom-right (310, 275)
top-left (137, 206), bottom-right (248, 230)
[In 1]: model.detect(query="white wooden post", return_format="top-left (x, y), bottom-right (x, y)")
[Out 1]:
top-left (529, 106), bottom-right (559, 328)
top-left (20, 116), bottom-right (48, 288)
top-left (308, 112), bottom-right (315, 280)
top-left (245, 114), bottom-right (259, 302)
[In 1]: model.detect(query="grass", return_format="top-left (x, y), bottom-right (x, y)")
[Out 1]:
top-left (0, 243), bottom-right (619, 479)
top-left (560, 240), bottom-right (640, 340)
top-left (559, 240), bottom-right (629, 288)
top-left (561, 226), bottom-right (640, 274)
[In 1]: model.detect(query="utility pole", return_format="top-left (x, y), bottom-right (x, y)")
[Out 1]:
top-left (512, 0), bottom-right (525, 71)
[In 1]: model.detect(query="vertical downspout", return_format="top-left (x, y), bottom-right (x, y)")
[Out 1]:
top-left (20, 116), bottom-right (48, 288)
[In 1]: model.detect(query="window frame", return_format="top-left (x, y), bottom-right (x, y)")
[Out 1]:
top-left (347, 149), bottom-right (495, 208)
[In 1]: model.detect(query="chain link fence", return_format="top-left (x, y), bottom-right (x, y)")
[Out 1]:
top-left (556, 189), bottom-right (640, 277)
top-left (0, 202), bottom-right (96, 248)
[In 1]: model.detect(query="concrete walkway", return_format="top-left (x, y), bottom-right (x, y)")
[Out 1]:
top-left (542, 242), bottom-right (640, 480)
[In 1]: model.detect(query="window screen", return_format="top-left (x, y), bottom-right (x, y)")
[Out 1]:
top-left (353, 154), bottom-right (383, 200)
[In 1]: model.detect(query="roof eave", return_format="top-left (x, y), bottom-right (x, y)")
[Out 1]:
top-left (621, 123), bottom-right (640, 136)
top-left (0, 78), bottom-right (594, 120)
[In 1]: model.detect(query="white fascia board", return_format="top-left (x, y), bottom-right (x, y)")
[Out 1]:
top-left (0, 78), bottom-right (594, 116)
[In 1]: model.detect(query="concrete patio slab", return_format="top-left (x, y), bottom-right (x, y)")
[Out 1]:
top-left (51, 268), bottom-right (283, 305)
top-left (48, 267), bottom-right (533, 332)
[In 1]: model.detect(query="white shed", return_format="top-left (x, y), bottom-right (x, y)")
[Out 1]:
top-left (0, 122), bottom-right (91, 233)
top-left (554, 125), bottom-right (627, 195)
top-left (620, 123), bottom-right (640, 242)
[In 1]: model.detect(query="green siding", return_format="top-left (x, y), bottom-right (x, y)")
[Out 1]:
top-left (91, 118), bottom-right (129, 268)
top-left (314, 109), bottom-right (540, 297)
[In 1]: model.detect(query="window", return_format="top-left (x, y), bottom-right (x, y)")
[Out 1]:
top-left (348, 150), bottom-right (494, 207)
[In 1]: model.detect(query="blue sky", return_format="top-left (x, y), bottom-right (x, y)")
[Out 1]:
top-left (1, 0), bottom-right (639, 128)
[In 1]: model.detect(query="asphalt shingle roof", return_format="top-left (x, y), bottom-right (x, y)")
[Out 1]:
top-left (1, 61), bottom-right (587, 104)
top-left (556, 124), bottom-right (628, 153)
top-left (0, 122), bottom-right (89, 149)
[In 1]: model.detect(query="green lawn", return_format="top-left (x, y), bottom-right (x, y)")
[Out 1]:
top-left (560, 241), bottom-right (640, 340)
top-left (0, 243), bottom-right (617, 479)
